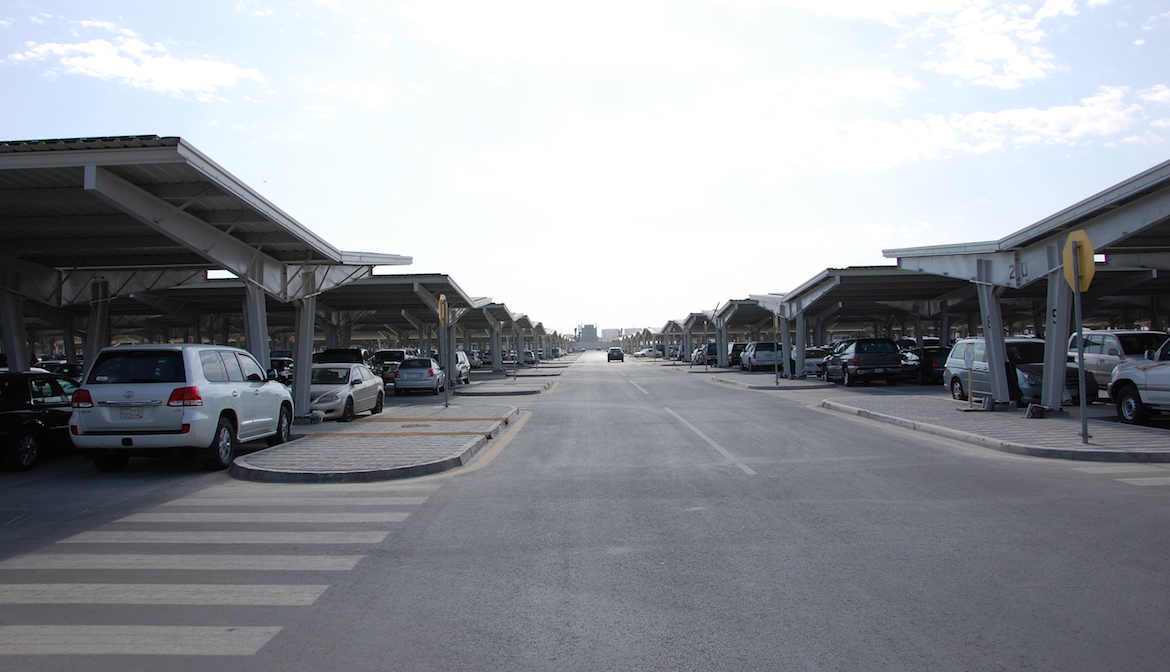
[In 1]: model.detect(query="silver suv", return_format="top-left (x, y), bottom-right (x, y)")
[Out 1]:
top-left (70, 344), bottom-right (293, 472)
top-left (1068, 330), bottom-right (1167, 392)
top-left (1108, 335), bottom-right (1170, 424)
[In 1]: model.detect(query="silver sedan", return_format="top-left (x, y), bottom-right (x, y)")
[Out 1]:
top-left (392, 358), bottom-right (447, 395)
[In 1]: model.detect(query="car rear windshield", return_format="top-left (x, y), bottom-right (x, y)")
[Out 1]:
top-left (399, 359), bottom-right (431, 369)
top-left (88, 351), bottom-right (186, 384)
top-left (374, 351), bottom-right (407, 363)
top-left (857, 340), bottom-right (898, 353)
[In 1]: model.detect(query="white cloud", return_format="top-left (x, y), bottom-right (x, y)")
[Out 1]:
top-left (303, 79), bottom-right (395, 110)
top-left (707, 0), bottom-right (971, 26)
top-left (8, 28), bottom-right (265, 102)
top-left (398, 0), bottom-right (745, 76)
top-left (917, 1), bottom-right (1075, 89)
top-left (1139, 85), bottom-right (1170, 104)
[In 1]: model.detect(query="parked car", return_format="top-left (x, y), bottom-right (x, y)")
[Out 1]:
top-left (801, 347), bottom-right (827, 377)
top-left (468, 351), bottom-right (483, 369)
top-left (943, 337), bottom-right (1098, 405)
top-left (481, 350), bottom-right (494, 366)
top-left (35, 360), bottom-right (85, 380)
top-left (728, 342), bottom-right (748, 367)
top-left (70, 344), bottom-right (293, 472)
top-left (0, 371), bottom-right (81, 471)
top-left (1108, 335), bottom-right (1170, 423)
top-left (692, 342), bottom-right (718, 365)
top-left (824, 338), bottom-right (902, 386)
top-left (820, 340), bottom-right (855, 380)
top-left (392, 357), bottom-right (446, 395)
top-left (372, 348), bottom-right (413, 385)
top-left (740, 341), bottom-right (781, 372)
top-left (900, 347), bottom-right (947, 384)
top-left (1068, 330), bottom-right (1168, 394)
top-left (309, 363), bottom-right (384, 422)
top-left (608, 347), bottom-right (624, 362)
top-left (269, 356), bottom-right (294, 386)
top-left (633, 348), bottom-right (656, 358)
top-left (522, 350), bottom-right (537, 365)
top-left (452, 351), bottom-right (471, 384)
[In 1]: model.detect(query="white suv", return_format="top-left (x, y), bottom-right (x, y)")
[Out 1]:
top-left (1108, 335), bottom-right (1170, 424)
top-left (70, 344), bottom-right (294, 471)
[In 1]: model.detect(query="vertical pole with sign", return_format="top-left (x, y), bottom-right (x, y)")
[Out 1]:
top-left (1063, 231), bottom-right (1094, 443)
top-left (438, 294), bottom-right (449, 408)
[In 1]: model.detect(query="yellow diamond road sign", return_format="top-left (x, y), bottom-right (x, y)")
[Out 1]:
top-left (1063, 229), bottom-right (1095, 292)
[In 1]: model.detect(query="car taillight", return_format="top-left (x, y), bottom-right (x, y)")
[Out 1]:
top-left (167, 387), bottom-right (203, 407)
top-left (72, 389), bottom-right (94, 408)
top-left (850, 356), bottom-right (860, 366)
top-left (428, 369), bottom-right (436, 377)
top-left (394, 370), bottom-right (401, 379)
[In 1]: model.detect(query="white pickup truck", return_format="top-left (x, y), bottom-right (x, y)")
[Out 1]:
top-left (1108, 336), bottom-right (1170, 424)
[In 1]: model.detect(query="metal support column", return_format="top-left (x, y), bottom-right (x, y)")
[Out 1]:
top-left (976, 279), bottom-right (1011, 404)
top-left (292, 296), bottom-right (316, 417)
top-left (1041, 271), bottom-right (1074, 409)
top-left (242, 282), bottom-right (271, 367)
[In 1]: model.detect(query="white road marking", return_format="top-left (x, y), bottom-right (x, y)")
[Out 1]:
top-left (1071, 465), bottom-right (1169, 474)
top-left (0, 553), bottom-right (364, 571)
top-left (630, 381), bottom-right (650, 395)
top-left (59, 531), bottom-right (391, 544)
top-left (0, 583), bottom-right (328, 606)
top-left (162, 496), bottom-right (429, 507)
top-left (116, 512), bottom-right (409, 523)
top-left (194, 483), bottom-right (441, 495)
top-left (664, 407), bottom-right (757, 475)
top-left (1116, 477), bottom-right (1170, 486)
top-left (0, 625), bottom-right (282, 656)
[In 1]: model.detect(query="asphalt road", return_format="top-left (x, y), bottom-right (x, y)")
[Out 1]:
top-left (2, 351), bottom-right (1169, 670)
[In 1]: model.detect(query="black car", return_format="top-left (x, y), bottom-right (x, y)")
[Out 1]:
top-left (1, 371), bottom-right (80, 471)
top-left (608, 347), bottom-right (624, 362)
top-left (900, 347), bottom-right (947, 384)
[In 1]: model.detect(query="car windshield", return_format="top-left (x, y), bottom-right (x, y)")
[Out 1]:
top-left (375, 351), bottom-right (406, 363)
top-left (311, 367), bottom-right (351, 384)
top-left (1005, 342), bottom-right (1046, 364)
top-left (88, 351), bottom-right (186, 384)
top-left (399, 359), bottom-right (431, 369)
top-left (857, 340), bottom-right (897, 353)
top-left (1117, 333), bottom-right (1167, 355)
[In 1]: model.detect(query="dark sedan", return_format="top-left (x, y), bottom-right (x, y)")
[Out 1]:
top-left (1, 371), bottom-right (80, 471)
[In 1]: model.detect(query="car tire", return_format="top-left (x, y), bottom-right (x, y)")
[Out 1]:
top-left (950, 377), bottom-right (966, 401)
top-left (339, 398), bottom-right (355, 423)
top-left (1116, 385), bottom-right (1149, 425)
top-left (3, 431), bottom-right (40, 471)
top-left (843, 367), bottom-right (855, 387)
top-left (267, 405), bottom-right (292, 446)
top-left (201, 417), bottom-right (237, 471)
top-left (431, 383), bottom-right (439, 395)
top-left (93, 453), bottom-right (130, 472)
top-left (372, 392), bottom-right (384, 414)
top-left (886, 377), bottom-right (898, 386)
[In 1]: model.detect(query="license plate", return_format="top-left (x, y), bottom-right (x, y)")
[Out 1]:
top-left (119, 406), bottom-right (144, 420)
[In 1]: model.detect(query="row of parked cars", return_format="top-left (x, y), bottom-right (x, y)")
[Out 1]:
top-left (0, 342), bottom-right (489, 474)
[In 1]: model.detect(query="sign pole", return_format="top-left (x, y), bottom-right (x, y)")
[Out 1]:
top-left (1072, 244), bottom-right (1088, 443)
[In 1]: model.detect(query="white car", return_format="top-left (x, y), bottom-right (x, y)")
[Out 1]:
top-left (70, 344), bottom-right (293, 472)
top-left (1108, 335), bottom-right (1170, 424)
top-left (309, 363), bottom-right (384, 422)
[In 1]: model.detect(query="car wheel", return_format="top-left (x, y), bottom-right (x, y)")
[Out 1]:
top-left (886, 377), bottom-right (898, 386)
top-left (267, 405), bottom-right (292, 446)
top-left (1116, 386), bottom-right (1149, 425)
top-left (3, 431), bottom-right (40, 471)
top-left (950, 377), bottom-right (966, 401)
top-left (431, 383), bottom-right (440, 395)
top-left (201, 417), bottom-right (237, 471)
top-left (339, 398), bottom-right (355, 423)
top-left (824, 367), bottom-right (832, 382)
top-left (843, 367), bottom-right (855, 387)
top-left (93, 453), bottom-right (130, 472)
top-left (372, 392), bottom-right (384, 414)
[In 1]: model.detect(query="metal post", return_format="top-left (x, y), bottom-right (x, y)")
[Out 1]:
top-left (1073, 242), bottom-right (1089, 443)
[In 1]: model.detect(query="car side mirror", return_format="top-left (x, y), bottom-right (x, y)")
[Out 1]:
top-left (1145, 349), bottom-right (1156, 360)
top-left (267, 368), bottom-right (279, 381)
top-left (1107, 348), bottom-right (1121, 357)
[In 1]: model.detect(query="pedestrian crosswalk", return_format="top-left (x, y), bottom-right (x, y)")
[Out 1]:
top-left (0, 481), bottom-right (439, 657)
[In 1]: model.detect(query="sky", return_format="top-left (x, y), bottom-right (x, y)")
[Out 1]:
top-left (2, 0), bottom-right (1169, 336)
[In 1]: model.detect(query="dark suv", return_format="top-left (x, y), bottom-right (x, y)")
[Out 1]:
top-left (824, 338), bottom-right (902, 386)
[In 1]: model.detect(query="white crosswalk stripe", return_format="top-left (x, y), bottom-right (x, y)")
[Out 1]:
top-left (1069, 463), bottom-right (1170, 486)
top-left (0, 481), bottom-right (434, 658)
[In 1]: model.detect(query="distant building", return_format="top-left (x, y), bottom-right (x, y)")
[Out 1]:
top-left (580, 324), bottom-right (598, 343)
top-left (601, 328), bottom-right (623, 340)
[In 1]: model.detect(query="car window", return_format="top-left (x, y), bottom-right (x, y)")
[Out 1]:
top-left (400, 360), bottom-right (429, 369)
top-left (30, 377), bottom-right (64, 403)
top-left (55, 377), bottom-right (79, 399)
top-left (221, 352), bottom-right (245, 382)
top-left (1005, 342), bottom-right (1045, 364)
top-left (1117, 333), bottom-right (1166, 355)
top-left (89, 351), bottom-right (186, 384)
top-left (312, 367), bottom-right (351, 384)
top-left (200, 350), bottom-right (228, 382)
top-left (972, 342), bottom-right (986, 363)
top-left (236, 353), bottom-right (266, 382)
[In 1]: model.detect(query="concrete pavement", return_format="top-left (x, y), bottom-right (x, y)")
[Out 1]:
top-left (229, 358), bottom-right (1170, 484)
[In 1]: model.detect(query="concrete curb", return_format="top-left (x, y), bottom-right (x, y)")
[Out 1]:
top-left (454, 380), bottom-right (551, 396)
top-left (819, 399), bottom-right (1170, 462)
top-left (711, 376), bottom-right (837, 391)
top-left (229, 434), bottom-right (489, 483)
